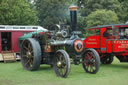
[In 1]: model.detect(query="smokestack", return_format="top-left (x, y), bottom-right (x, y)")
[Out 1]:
top-left (69, 5), bottom-right (78, 32)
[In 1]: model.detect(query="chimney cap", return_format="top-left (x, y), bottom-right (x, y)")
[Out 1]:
top-left (69, 5), bottom-right (78, 11)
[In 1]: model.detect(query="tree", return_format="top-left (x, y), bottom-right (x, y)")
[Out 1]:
top-left (77, 0), bottom-right (121, 16)
top-left (0, 0), bottom-right (38, 25)
top-left (84, 10), bottom-right (119, 36)
top-left (35, 0), bottom-right (71, 30)
top-left (86, 9), bottom-right (119, 27)
top-left (77, 0), bottom-right (123, 23)
top-left (118, 0), bottom-right (128, 23)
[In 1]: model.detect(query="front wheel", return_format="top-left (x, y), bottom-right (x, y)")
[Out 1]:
top-left (101, 54), bottom-right (114, 64)
top-left (82, 49), bottom-right (100, 74)
top-left (53, 50), bottom-right (70, 78)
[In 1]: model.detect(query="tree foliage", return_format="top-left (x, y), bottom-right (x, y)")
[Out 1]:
top-left (118, 0), bottom-right (128, 22)
top-left (0, 0), bottom-right (37, 25)
top-left (0, 0), bottom-right (128, 35)
top-left (35, 0), bottom-right (71, 30)
top-left (78, 0), bottom-right (121, 16)
top-left (86, 9), bottom-right (119, 28)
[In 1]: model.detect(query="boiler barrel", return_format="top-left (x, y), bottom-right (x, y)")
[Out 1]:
top-left (50, 39), bottom-right (84, 55)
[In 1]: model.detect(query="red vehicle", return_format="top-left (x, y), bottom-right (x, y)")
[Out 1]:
top-left (84, 24), bottom-right (128, 64)
top-left (0, 25), bottom-right (47, 61)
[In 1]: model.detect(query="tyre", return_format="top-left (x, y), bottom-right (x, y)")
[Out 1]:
top-left (20, 38), bottom-right (42, 71)
top-left (101, 54), bottom-right (114, 64)
top-left (82, 48), bottom-right (100, 74)
top-left (53, 50), bottom-right (70, 78)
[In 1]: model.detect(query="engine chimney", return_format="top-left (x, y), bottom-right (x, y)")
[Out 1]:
top-left (69, 5), bottom-right (78, 32)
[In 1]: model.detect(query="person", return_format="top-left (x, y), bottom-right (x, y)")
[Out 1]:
top-left (103, 30), bottom-right (110, 37)
top-left (119, 29), bottom-right (125, 39)
top-left (124, 33), bottom-right (128, 39)
top-left (2, 38), bottom-right (8, 51)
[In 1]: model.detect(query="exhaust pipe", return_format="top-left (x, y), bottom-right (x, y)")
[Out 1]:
top-left (69, 5), bottom-right (78, 32)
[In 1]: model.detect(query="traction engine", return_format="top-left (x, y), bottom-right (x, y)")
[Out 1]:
top-left (20, 6), bottom-right (100, 78)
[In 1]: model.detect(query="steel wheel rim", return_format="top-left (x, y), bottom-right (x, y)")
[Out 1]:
top-left (55, 52), bottom-right (67, 76)
top-left (21, 40), bottom-right (34, 68)
top-left (84, 51), bottom-right (96, 72)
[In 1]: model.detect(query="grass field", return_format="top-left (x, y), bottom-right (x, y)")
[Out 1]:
top-left (0, 57), bottom-right (128, 85)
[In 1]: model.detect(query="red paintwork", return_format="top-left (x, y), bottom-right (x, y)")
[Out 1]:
top-left (100, 28), bottom-right (107, 53)
top-left (106, 40), bottom-right (112, 53)
top-left (84, 35), bottom-right (100, 48)
top-left (12, 32), bottom-right (24, 52)
top-left (112, 40), bottom-right (128, 52)
top-left (0, 30), bottom-right (33, 53)
top-left (84, 24), bottom-right (128, 62)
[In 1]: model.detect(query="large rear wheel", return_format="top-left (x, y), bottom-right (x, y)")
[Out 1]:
top-left (82, 49), bottom-right (100, 74)
top-left (20, 38), bottom-right (42, 71)
top-left (53, 50), bottom-right (70, 78)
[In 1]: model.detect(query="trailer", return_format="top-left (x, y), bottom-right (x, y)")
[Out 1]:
top-left (0, 25), bottom-right (47, 61)
top-left (84, 24), bottom-right (128, 64)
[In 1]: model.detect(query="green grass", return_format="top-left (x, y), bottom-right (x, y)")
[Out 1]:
top-left (0, 57), bottom-right (128, 85)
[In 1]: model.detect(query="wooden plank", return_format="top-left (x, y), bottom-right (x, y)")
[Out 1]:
top-left (2, 51), bottom-right (16, 63)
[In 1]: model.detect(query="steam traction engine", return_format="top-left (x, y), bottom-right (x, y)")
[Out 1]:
top-left (20, 6), bottom-right (100, 78)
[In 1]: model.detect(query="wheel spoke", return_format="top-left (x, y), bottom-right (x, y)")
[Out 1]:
top-left (63, 65), bottom-right (66, 74)
top-left (28, 43), bottom-right (32, 51)
top-left (92, 66), bottom-right (96, 71)
top-left (59, 68), bottom-right (64, 75)
top-left (86, 64), bottom-right (89, 69)
top-left (59, 54), bottom-right (63, 61)
top-left (90, 65), bottom-right (94, 72)
top-left (30, 51), bottom-right (33, 55)
top-left (28, 44), bottom-right (31, 51)
top-left (29, 57), bottom-right (33, 64)
top-left (25, 59), bottom-right (31, 66)
top-left (86, 53), bottom-right (90, 59)
top-left (29, 58), bottom-right (33, 67)
top-left (56, 56), bottom-right (60, 62)
top-left (88, 66), bottom-right (91, 72)
top-left (87, 52), bottom-right (90, 57)
top-left (23, 45), bottom-right (29, 51)
top-left (61, 55), bottom-right (66, 64)
top-left (84, 58), bottom-right (89, 63)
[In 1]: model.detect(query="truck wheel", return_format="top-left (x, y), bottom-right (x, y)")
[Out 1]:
top-left (101, 54), bottom-right (114, 64)
top-left (82, 49), bottom-right (100, 74)
top-left (53, 50), bottom-right (70, 78)
top-left (20, 38), bottom-right (41, 71)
